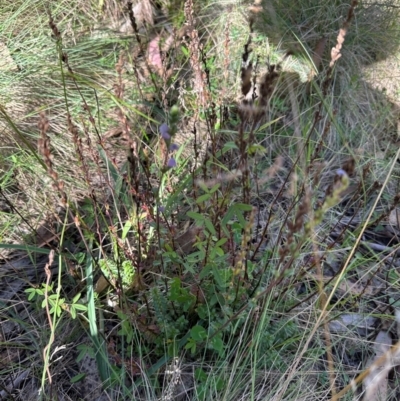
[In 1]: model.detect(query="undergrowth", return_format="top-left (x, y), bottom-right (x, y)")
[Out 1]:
top-left (2, 0), bottom-right (400, 400)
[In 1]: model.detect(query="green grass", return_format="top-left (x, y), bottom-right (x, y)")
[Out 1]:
top-left (2, 0), bottom-right (400, 400)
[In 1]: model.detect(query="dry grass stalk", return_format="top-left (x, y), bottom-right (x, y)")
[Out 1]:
top-left (234, 207), bottom-right (256, 279)
top-left (38, 112), bottom-right (67, 207)
top-left (330, 1), bottom-right (358, 68)
top-left (127, 1), bottom-right (144, 52)
top-left (184, 0), bottom-right (209, 109)
top-left (241, 34), bottom-right (253, 99)
top-left (69, 114), bottom-right (91, 187)
top-left (220, 11), bottom-right (231, 103)
top-left (258, 63), bottom-right (280, 108)
top-left (323, 0), bottom-right (358, 97)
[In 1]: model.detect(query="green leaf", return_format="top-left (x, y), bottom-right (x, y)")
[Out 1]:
top-left (221, 205), bottom-right (235, 233)
top-left (199, 264), bottom-right (212, 280)
top-left (49, 305), bottom-right (58, 316)
top-left (76, 344), bottom-right (94, 363)
top-left (85, 250), bottom-right (111, 383)
top-left (210, 335), bottom-right (224, 356)
top-left (204, 218), bottom-right (216, 236)
top-left (235, 203), bottom-right (253, 212)
top-left (255, 117), bottom-right (283, 132)
top-left (212, 265), bottom-right (227, 288)
top-left (248, 144), bottom-right (266, 155)
top-left (222, 141), bottom-right (239, 151)
top-left (75, 252), bottom-right (87, 264)
top-left (196, 193), bottom-right (211, 204)
top-left (183, 259), bottom-right (197, 274)
top-left (169, 277), bottom-right (182, 302)
top-left (70, 373), bottom-right (86, 383)
top-left (122, 219), bottom-right (132, 240)
top-left (25, 288), bottom-right (37, 301)
top-left (215, 376), bottom-right (225, 391)
top-left (194, 368), bottom-right (208, 382)
top-left (190, 325), bottom-right (207, 342)
top-left (210, 246), bottom-right (224, 258)
top-left (209, 183), bottom-right (221, 194)
top-left (181, 45), bottom-right (189, 57)
top-left (72, 304), bottom-right (88, 312)
top-left (215, 238), bottom-right (227, 247)
top-left (0, 243), bottom-right (53, 255)
top-left (186, 211), bottom-right (205, 223)
top-left (196, 304), bottom-right (209, 320)
top-left (179, 293), bottom-right (195, 312)
top-left (184, 338), bottom-right (196, 355)
top-left (70, 306), bottom-right (77, 319)
top-left (72, 293), bottom-right (82, 304)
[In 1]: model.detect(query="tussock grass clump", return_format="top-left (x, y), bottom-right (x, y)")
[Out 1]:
top-left (2, 0), bottom-right (400, 400)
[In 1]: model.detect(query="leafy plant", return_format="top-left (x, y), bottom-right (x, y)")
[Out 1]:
top-left (2, 0), bottom-right (400, 400)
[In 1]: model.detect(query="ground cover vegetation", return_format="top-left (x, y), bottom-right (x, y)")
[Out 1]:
top-left (2, 0), bottom-right (400, 400)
